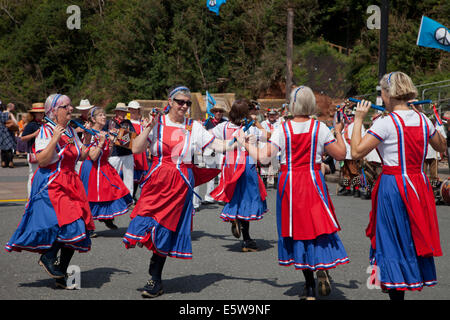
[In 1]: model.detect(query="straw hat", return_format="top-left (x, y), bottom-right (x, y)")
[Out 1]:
top-left (114, 102), bottom-right (128, 112)
top-left (76, 99), bottom-right (93, 110)
top-left (29, 102), bottom-right (45, 113)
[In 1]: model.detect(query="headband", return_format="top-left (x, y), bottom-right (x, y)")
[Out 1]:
top-left (45, 94), bottom-right (62, 119)
top-left (293, 86), bottom-right (305, 103)
top-left (169, 86), bottom-right (190, 98)
top-left (89, 106), bottom-right (101, 119)
top-left (387, 72), bottom-right (396, 87)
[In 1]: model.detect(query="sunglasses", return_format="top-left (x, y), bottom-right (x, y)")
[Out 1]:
top-left (58, 104), bottom-right (71, 110)
top-left (173, 98), bottom-right (192, 107)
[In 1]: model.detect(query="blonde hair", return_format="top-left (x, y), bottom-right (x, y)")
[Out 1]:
top-left (380, 72), bottom-right (417, 101)
top-left (289, 86), bottom-right (317, 116)
top-left (88, 106), bottom-right (105, 123)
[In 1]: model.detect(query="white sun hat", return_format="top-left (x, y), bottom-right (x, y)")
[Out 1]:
top-left (128, 100), bottom-right (141, 109)
top-left (76, 99), bottom-right (94, 110)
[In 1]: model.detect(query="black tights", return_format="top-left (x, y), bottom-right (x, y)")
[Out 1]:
top-left (388, 289), bottom-right (405, 301)
top-left (43, 242), bottom-right (75, 274)
top-left (149, 253), bottom-right (166, 281)
top-left (302, 269), bottom-right (315, 288)
top-left (1, 149), bottom-right (13, 166)
top-left (239, 219), bottom-right (251, 241)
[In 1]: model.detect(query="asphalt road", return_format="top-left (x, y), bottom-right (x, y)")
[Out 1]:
top-left (1, 159), bottom-right (449, 303)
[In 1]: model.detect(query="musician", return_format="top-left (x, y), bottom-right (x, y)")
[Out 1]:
top-left (128, 100), bottom-right (150, 202)
top-left (73, 99), bottom-right (93, 136)
top-left (351, 71), bottom-right (446, 300)
top-left (236, 86), bottom-right (348, 300)
top-left (5, 93), bottom-right (95, 289)
top-left (424, 118), bottom-right (440, 188)
top-left (122, 85), bottom-right (235, 298)
top-left (260, 109), bottom-right (282, 187)
top-left (79, 107), bottom-right (133, 231)
top-left (103, 102), bottom-right (136, 197)
top-left (338, 105), bottom-right (364, 197)
top-left (209, 99), bottom-right (268, 252)
top-left (72, 99), bottom-right (94, 173)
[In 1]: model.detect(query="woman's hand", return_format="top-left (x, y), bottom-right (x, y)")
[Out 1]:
top-left (354, 100), bottom-right (371, 122)
top-left (235, 128), bottom-right (246, 146)
top-left (52, 125), bottom-right (65, 142)
top-left (334, 115), bottom-right (344, 133)
top-left (408, 99), bottom-right (423, 113)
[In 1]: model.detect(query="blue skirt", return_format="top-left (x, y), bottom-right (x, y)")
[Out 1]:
top-left (123, 168), bottom-right (195, 259)
top-left (220, 157), bottom-right (267, 221)
top-left (5, 168), bottom-right (91, 254)
top-left (90, 194), bottom-right (133, 220)
top-left (276, 171), bottom-right (349, 270)
top-left (370, 174), bottom-right (437, 291)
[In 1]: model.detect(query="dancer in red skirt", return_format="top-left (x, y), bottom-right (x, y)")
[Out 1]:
top-left (123, 86), bottom-right (235, 298)
top-left (237, 86), bottom-right (348, 300)
top-left (79, 107), bottom-right (133, 231)
top-left (5, 93), bottom-right (95, 289)
top-left (351, 72), bottom-right (446, 300)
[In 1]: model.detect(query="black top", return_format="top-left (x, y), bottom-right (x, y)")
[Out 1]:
top-left (204, 117), bottom-right (227, 131)
top-left (22, 121), bottom-right (41, 152)
top-left (103, 118), bottom-right (136, 157)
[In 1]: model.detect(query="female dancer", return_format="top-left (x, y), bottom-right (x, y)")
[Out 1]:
top-left (351, 72), bottom-right (446, 300)
top-left (210, 99), bottom-right (269, 252)
top-left (79, 107), bottom-right (133, 231)
top-left (5, 94), bottom-right (95, 289)
top-left (237, 86), bottom-right (349, 300)
top-left (123, 86), bottom-right (234, 298)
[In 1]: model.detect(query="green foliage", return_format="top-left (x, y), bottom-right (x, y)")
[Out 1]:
top-left (0, 0), bottom-right (448, 111)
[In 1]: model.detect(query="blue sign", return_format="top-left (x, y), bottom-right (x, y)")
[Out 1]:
top-left (417, 16), bottom-right (450, 52)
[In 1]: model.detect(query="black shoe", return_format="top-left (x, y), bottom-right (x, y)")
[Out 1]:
top-left (316, 270), bottom-right (331, 296)
top-left (102, 219), bottom-right (118, 230)
top-left (38, 255), bottom-right (65, 279)
top-left (353, 189), bottom-right (361, 198)
top-left (337, 187), bottom-right (351, 196)
top-left (300, 284), bottom-right (316, 300)
top-left (241, 239), bottom-right (258, 252)
top-left (142, 279), bottom-right (163, 298)
top-left (88, 230), bottom-right (98, 238)
top-left (231, 220), bottom-right (241, 238)
top-left (361, 190), bottom-right (371, 200)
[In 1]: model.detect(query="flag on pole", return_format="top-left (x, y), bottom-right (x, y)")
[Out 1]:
top-left (417, 16), bottom-right (450, 52)
top-left (206, 91), bottom-right (216, 118)
top-left (207, 0), bottom-right (227, 16)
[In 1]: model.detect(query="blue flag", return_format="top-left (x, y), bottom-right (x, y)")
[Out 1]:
top-left (206, 91), bottom-right (216, 118)
top-left (207, 0), bottom-right (226, 16)
top-left (417, 16), bottom-right (450, 52)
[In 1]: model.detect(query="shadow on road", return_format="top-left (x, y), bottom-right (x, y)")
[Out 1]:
top-left (18, 267), bottom-right (132, 289)
top-left (135, 272), bottom-right (360, 300)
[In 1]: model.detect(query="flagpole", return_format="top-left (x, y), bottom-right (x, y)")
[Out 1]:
top-left (377, 0), bottom-right (389, 106)
top-left (286, 5), bottom-right (294, 100)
